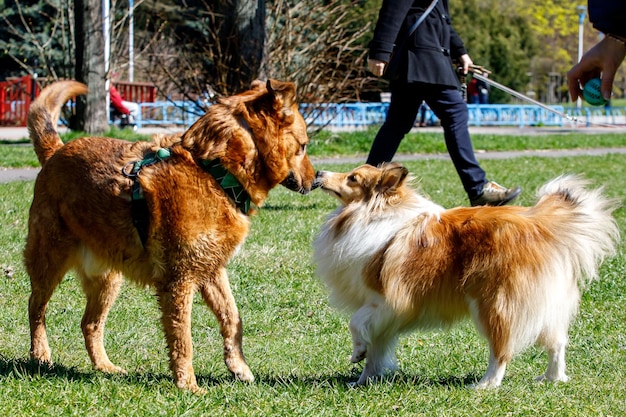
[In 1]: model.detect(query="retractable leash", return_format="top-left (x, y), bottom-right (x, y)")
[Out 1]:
top-left (464, 65), bottom-right (618, 128)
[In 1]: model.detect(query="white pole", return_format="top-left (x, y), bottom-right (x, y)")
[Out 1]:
top-left (103, 0), bottom-right (111, 105)
top-left (576, 5), bottom-right (587, 108)
top-left (129, 0), bottom-right (134, 82)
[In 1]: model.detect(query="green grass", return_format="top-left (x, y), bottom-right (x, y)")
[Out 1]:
top-left (1, 133), bottom-right (626, 415)
top-left (0, 127), bottom-right (153, 167)
top-left (308, 128), bottom-right (626, 158)
top-left (1, 127), bottom-right (626, 167)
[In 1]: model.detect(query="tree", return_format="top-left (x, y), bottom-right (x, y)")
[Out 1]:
top-left (264, 0), bottom-right (374, 103)
top-left (128, 0), bottom-right (375, 111)
top-left (74, 0), bottom-right (108, 132)
top-left (450, 0), bottom-right (537, 103)
top-left (131, 0), bottom-right (266, 100)
top-left (0, 0), bottom-right (75, 80)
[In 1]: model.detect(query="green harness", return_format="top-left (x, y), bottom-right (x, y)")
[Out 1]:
top-left (122, 148), bottom-right (252, 245)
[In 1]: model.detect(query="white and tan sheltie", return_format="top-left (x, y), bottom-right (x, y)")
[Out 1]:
top-left (313, 163), bottom-right (619, 388)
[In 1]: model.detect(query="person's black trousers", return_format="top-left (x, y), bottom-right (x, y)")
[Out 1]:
top-left (366, 81), bottom-right (487, 199)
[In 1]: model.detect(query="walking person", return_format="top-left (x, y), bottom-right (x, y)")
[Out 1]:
top-left (366, 0), bottom-right (521, 206)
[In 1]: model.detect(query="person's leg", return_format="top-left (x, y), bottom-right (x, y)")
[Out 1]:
top-left (366, 82), bottom-right (423, 166)
top-left (427, 85), bottom-right (521, 206)
top-left (122, 100), bottom-right (139, 122)
top-left (425, 86), bottom-right (487, 199)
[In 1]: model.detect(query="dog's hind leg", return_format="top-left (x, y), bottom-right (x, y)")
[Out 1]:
top-left (536, 341), bottom-right (569, 383)
top-left (25, 228), bottom-right (77, 365)
top-left (199, 267), bottom-right (254, 383)
top-left (536, 322), bottom-right (571, 383)
top-left (79, 268), bottom-right (126, 374)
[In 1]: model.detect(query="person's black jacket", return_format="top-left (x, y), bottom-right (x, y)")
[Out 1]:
top-left (589, 0), bottom-right (626, 38)
top-left (369, 0), bottom-right (466, 87)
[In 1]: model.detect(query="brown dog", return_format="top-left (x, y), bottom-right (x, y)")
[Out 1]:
top-left (24, 80), bottom-right (316, 392)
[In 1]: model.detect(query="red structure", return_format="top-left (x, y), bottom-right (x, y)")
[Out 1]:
top-left (0, 76), bottom-right (156, 127)
top-left (0, 75), bottom-right (40, 126)
top-left (113, 81), bottom-right (156, 103)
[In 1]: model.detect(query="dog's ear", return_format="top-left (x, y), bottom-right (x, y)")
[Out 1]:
top-left (250, 79), bottom-right (266, 90)
top-left (266, 79), bottom-right (296, 122)
top-left (377, 165), bottom-right (409, 193)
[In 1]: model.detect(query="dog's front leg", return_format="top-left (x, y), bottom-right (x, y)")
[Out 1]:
top-left (351, 303), bottom-right (399, 385)
top-left (199, 268), bottom-right (254, 383)
top-left (473, 351), bottom-right (508, 389)
top-left (349, 309), bottom-right (369, 363)
top-left (157, 282), bottom-right (202, 393)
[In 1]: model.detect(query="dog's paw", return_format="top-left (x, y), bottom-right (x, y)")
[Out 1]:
top-left (347, 380), bottom-right (364, 388)
top-left (229, 362), bottom-right (255, 383)
top-left (469, 379), bottom-right (500, 389)
top-left (189, 384), bottom-right (208, 395)
top-left (350, 350), bottom-right (366, 363)
top-left (176, 379), bottom-right (207, 395)
top-left (535, 373), bottom-right (569, 383)
top-left (350, 344), bottom-right (367, 363)
top-left (30, 346), bottom-right (52, 364)
top-left (94, 362), bottom-right (128, 375)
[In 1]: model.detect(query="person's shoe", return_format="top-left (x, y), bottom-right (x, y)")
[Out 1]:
top-left (470, 181), bottom-right (522, 207)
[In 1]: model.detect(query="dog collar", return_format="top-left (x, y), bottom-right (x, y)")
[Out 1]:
top-left (201, 159), bottom-right (251, 215)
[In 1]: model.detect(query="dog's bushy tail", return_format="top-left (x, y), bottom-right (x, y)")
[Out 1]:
top-left (28, 80), bottom-right (88, 166)
top-left (535, 175), bottom-right (620, 288)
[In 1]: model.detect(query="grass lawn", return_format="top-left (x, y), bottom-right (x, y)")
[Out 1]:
top-left (0, 129), bottom-right (625, 415)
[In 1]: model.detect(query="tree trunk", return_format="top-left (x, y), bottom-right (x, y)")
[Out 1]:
top-left (236, 0), bottom-right (266, 82)
top-left (219, 0), bottom-right (266, 91)
top-left (73, 0), bottom-right (108, 133)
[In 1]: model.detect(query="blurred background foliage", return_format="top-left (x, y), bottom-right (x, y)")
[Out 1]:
top-left (1, 0), bottom-right (621, 105)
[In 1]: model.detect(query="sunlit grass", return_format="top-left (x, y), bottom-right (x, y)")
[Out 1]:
top-left (1, 150), bottom-right (625, 415)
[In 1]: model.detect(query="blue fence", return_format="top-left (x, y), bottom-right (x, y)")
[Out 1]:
top-left (129, 101), bottom-right (626, 129)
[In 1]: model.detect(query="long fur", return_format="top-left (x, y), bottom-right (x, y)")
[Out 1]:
top-left (313, 163), bottom-right (619, 387)
top-left (25, 80), bottom-right (316, 393)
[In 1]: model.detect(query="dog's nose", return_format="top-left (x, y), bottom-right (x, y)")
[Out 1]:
top-left (312, 171), bottom-right (325, 190)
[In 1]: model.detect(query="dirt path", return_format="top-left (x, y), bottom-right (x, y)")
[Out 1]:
top-left (3, 147), bottom-right (626, 184)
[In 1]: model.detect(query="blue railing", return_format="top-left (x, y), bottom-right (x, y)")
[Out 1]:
top-left (128, 101), bottom-right (626, 129)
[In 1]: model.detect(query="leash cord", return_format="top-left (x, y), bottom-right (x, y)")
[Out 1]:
top-left (467, 66), bottom-right (617, 128)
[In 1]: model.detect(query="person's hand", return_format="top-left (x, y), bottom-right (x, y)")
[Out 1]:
top-left (368, 58), bottom-right (387, 77)
top-left (567, 35), bottom-right (626, 102)
top-left (458, 54), bottom-right (473, 75)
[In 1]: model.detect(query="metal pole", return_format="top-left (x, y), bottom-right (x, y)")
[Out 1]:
top-left (129, 0), bottom-right (134, 82)
top-left (576, 5), bottom-right (587, 108)
top-left (103, 0), bottom-right (111, 102)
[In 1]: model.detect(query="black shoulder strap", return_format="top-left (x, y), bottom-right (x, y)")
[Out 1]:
top-left (406, 0), bottom-right (439, 39)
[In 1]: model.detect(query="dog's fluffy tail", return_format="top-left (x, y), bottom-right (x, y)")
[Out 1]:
top-left (27, 80), bottom-right (88, 166)
top-left (535, 175), bottom-right (620, 288)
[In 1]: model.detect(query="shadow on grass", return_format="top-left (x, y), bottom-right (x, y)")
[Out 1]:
top-left (0, 354), bottom-right (237, 388)
top-left (201, 369), bottom-right (483, 390)
top-left (0, 354), bottom-right (481, 390)
top-left (0, 355), bottom-right (94, 383)
top-left (262, 201), bottom-right (331, 211)
top-left (0, 139), bottom-right (30, 145)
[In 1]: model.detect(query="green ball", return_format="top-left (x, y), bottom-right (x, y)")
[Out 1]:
top-left (583, 78), bottom-right (607, 106)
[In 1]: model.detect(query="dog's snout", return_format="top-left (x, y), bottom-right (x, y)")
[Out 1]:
top-left (312, 171), bottom-right (326, 190)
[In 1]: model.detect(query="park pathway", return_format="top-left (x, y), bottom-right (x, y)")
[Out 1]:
top-left (2, 125), bottom-right (626, 184)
